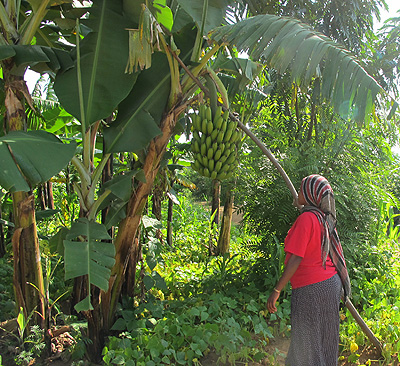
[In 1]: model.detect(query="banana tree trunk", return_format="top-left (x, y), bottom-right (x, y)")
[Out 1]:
top-left (0, 205), bottom-right (5, 257)
top-left (4, 66), bottom-right (46, 327)
top-left (46, 181), bottom-right (54, 210)
top-left (211, 179), bottom-right (220, 226)
top-left (85, 103), bottom-right (188, 360)
top-left (166, 197), bottom-right (173, 246)
top-left (217, 187), bottom-right (234, 255)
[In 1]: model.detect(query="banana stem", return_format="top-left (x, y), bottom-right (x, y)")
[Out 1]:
top-left (0, 2), bottom-right (18, 42)
top-left (182, 43), bottom-right (221, 93)
top-left (20, 0), bottom-right (51, 45)
top-left (160, 35), bottom-right (181, 106)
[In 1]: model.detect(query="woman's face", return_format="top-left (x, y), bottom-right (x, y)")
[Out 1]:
top-left (298, 188), bottom-right (307, 205)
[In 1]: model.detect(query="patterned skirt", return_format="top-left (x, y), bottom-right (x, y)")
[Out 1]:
top-left (286, 274), bottom-right (342, 366)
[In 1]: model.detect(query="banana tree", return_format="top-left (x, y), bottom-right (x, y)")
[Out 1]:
top-left (15, 0), bottom-right (389, 360)
top-left (0, 0), bottom-right (84, 326)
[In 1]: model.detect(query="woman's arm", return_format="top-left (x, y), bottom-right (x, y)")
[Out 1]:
top-left (267, 254), bottom-right (303, 313)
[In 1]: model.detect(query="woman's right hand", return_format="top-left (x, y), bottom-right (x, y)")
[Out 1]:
top-left (267, 291), bottom-right (280, 313)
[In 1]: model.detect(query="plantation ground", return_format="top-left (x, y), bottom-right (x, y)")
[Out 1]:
top-left (0, 320), bottom-right (391, 366)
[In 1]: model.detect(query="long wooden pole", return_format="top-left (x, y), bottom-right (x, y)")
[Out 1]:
top-left (233, 115), bottom-right (383, 356)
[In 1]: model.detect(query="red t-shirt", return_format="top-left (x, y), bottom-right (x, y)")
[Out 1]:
top-left (284, 211), bottom-right (337, 288)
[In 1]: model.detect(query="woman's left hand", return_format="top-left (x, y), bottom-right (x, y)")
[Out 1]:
top-left (267, 291), bottom-right (280, 313)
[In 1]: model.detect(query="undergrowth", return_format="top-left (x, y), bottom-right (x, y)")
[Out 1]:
top-left (103, 195), bottom-right (400, 365)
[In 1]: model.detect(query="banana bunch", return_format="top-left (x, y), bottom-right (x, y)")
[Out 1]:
top-left (190, 105), bottom-right (242, 180)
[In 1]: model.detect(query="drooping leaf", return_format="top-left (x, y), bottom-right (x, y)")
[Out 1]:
top-left (0, 46), bottom-right (16, 61)
top-left (103, 52), bottom-right (167, 153)
top-left (210, 14), bottom-right (383, 123)
top-left (49, 226), bottom-right (69, 255)
top-left (176, 0), bottom-right (229, 35)
top-left (142, 215), bottom-right (162, 229)
top-left (103, 24), bottom-right (196, 153)
top-left (0, 131), bottom-right (76, 193)
top-left (26, 0), bottom-right (73, 13)
top-left (99, 170), bottom-right (140, 202)
top-left (54, 0), bottom-right (137, 128)
top-left (104, 200), bottom-right (127, 230)
top-left (152, 0), bottom-right (173, 31)
top-left (64, 218), bottom-right (115, 312)
top-left (36, 209), bottom-right (61, 220)
top-left (12, 45), bottom-right (50, 67)
top-left (41, 106), bottom-right (76, 134)
top-left (30, 47), bottom-right (74, 74)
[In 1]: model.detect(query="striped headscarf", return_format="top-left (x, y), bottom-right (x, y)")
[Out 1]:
top-left (300, 174), bottom-right (351, 301)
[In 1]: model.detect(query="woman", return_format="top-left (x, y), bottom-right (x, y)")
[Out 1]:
top-left (267, 174), bottom-right (351, 366)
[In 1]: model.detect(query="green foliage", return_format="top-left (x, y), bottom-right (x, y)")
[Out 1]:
top-left (14, 325), bottom-right (45, 365)
top-left (105, 290), bottom-right (277, 366)
top-left (0, 131), bottom-right (76, 192)
top-left (210, 14), bottom-right (383, 123)
top-left (339, 204), bottom-right (400, 364)
top-left (103, 196), bottom-right (290, 365)
top-left (64, 218), bottom-right (115, 311)
top-left (54, 0), bottom-right (137, 128)
top-left (0, 257), bottom-right (15, 321)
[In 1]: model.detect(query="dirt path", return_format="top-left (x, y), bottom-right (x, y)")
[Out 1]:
top-left (200, 335), bottom-right (391, 366)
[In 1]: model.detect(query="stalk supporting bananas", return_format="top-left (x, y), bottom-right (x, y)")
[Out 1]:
top-left (190, 105), bottom-right (242, 181)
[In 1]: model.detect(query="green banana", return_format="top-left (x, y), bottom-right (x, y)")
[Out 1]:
top-left (217, 130), bottom-right (224, 143)
top-left (221, 163), bottom-right (230, 173)
top-left (193, 130), bottom-right (201, 143)
top-left (206, 106), bottom-right (212, 121)
top-left (208, 159), bottom-right (215, 171)
top-left (210, 171), bottom-right (217, 180)
top-left (207, 147), bottom-right (214, 160)
top-left (223, 128), bottom-right (233, 142)
top-left (221, 120), bottom-right (227, 133)
top-left (214, 149), bottom-right (222, 161)
top-left (217, 171), bottom-right (227, 180)
top-left (226, 151), bottom-right (237, 165)
top-left (207, 120), bottom-right (214, 135)
top-left (214, 106), bottom-right (222, 121)
top-left (202, 119), bottom-right (208, 134)
top-left (200, 143), bottom-right (207, 156)
top-left (200, 105), bottom-right (207, 120)
top-left (194, 160), bottom-right (201, 171)
top-left (214, 116), bottom-right (223, 129)
top-left (211, 129), bottom-right (219, 141)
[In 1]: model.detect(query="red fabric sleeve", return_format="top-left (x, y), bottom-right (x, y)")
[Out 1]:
top-left (284, 212), bottom-right (315, 258)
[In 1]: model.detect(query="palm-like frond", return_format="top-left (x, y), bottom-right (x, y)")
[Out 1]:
top-left (210, 14), bottom-right (383, 123)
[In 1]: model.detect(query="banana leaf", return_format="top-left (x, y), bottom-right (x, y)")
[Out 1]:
top-left (210, 14), bottom-right (383, 123)
top-left (54, 0), bottom-right (137, 128)
top-left (64, 218), bottom-right (115, 312)
top-left (0, 131), bottom-right (76, 193)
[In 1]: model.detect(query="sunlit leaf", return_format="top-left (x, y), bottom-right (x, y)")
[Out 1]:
top-left (210, 14), bottom-right (383, 123)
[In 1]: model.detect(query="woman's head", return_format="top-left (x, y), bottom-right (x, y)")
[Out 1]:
top-left (300, 174), bottom-right (335, 216)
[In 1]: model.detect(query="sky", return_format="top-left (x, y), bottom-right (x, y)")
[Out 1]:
top-left (376, 0), bottom-right (399, 27)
